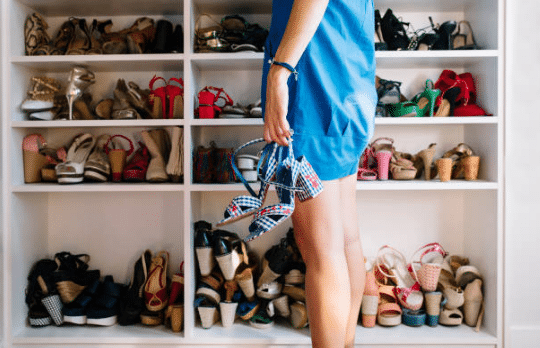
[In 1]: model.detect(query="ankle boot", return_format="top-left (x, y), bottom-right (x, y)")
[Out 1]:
top-left (141, 130), bottom-right (169, 182)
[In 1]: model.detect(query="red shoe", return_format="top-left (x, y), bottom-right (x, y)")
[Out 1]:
top-left (168, 261), bottom-right (184, 305)
top-left (145, 251), bottom-right (169, 312)
top-left (149, 75), bottom-right (167, 118)
top-left (433, 70), bottom-right (472, 106)
top-left (453, 103), bottom-right (490, 117)
top-left (123, 142), bottom-right (150, 182)
top-left (166, 77), bottom-right (184, 119)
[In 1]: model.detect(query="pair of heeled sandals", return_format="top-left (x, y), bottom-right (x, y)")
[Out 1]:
top-left (216, 135), bottom-right (323, 242)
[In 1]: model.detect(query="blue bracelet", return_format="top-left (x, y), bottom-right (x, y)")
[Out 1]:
top-left (268, 58), bottom-right (298, 80)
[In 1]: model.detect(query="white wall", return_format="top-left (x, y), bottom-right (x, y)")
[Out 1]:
top-left (505, 0), bottom-right (540, 347)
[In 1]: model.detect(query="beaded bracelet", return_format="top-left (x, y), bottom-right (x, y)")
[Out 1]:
top-left (268, 58), bottom-right (298, 80)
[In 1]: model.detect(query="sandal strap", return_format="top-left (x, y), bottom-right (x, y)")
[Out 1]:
top-left (104, 134), bottom-right (134, 156)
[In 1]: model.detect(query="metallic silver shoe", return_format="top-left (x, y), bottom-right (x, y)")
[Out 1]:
top-left (66, 66), bottom-right (95, 120)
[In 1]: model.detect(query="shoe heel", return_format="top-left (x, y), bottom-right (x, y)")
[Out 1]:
top-left (375, 150), bottom-right (392, 180)
top-left (417, 143), bottom-right (437, 180)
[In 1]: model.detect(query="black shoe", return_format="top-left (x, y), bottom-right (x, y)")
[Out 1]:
top-left (430, 18), bottom-right (457, 50)
top-left (152, 19), bottom-right (173, 53)
top-left (380, 9), bottom-right (410, 51)
top-left (118, 249), bottom-right (152, 325)
top-left (170, 24), bottom-right (184, 53)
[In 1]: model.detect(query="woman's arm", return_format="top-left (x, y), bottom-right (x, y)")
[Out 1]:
top-left (264, 0), bottom-right (330, 146)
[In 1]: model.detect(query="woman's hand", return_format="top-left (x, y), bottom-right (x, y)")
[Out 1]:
top-left (264, 65), bottom-right (292, 146)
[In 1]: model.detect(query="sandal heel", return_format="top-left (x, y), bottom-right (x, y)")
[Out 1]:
top-left (417, 143), bottom-right (437, 180)
top-left (375, 150), bottom-right (392, 180)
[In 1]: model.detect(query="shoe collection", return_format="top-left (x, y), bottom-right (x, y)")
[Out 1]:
top-left (362, 243), bottom-right (484, 329)
top-left (194, 223), bottom-right (308, 329)
top-left (358, 138), bottom-right (481, 182)
top-left (20, 67), bottom-right (185, 121)
top-left (375, 9), bottom-right (480, 51)
top-left (376, 70), bottom-right (490, 118)
top-left (25, 13), bottom-right (183, 56)
top-left (26, 250), bottom-right (184, 331)
top-left (22, 127), bottom-right (184, 184)
top-left (195, 14), bottom-right (268, 53)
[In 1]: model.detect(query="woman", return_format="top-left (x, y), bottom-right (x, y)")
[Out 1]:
top-left (261, 0), bottom-right (376, 347)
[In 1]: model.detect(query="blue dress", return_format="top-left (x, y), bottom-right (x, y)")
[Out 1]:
top-left (261, 0), bottom-right (377, 181)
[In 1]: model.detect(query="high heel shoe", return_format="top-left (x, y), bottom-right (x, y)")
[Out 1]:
top-left (167, 77), bottom-right (184, 119)
top-left (434, 86), bottom-right (461, 117)
top-left (380, 9), bottom-right (410, 51)
top-left (66, 66), bottom-right (95, 120)
top-left (149, 75), bottom-right (168, 118)
top-left (452, 21), bottom-right (479, 50)
top-left (144, 251), bottom-right (169, 312)
top-left (370, 137), bottom-right (394, 180)
top-left (65, 18), bottom-right (91, 55)
top-left (412, 80), bottom-right (441, 117)
top-left (430, 18), bottom-right (457, 51)
top-left (417, 143), bottom-right (437, 180)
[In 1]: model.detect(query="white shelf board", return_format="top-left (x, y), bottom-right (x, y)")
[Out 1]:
top-left (191, 180), bottom-right (498, 192)
top-left (11, 54), bottom-right (184, 73)
top-left (14, 0), bottom-right (183, 17)
top-left (11, 183), bottom-right (185, 193)
top-left (375, 116), bottom-right (499, 125)
top-left (13, 322), bottom-right (497, 346)
top-left (192, 0), bottom-right (272, 14)
top-left (376, 50), bottom-right (499, 69)
top-left (12, 119), bottom-right (185, 128)
top-left (191, 118), bottom-right (263, 126)
top-left (191, 52), bottom-right (265, 70)
top-left (12, 324), bottom-right (184, 345)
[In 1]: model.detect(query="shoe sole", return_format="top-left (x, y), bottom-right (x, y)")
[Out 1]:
top-left (86, 315), bottom-right (117, 326)
top-left (63, 315), bottom-right (87, 325)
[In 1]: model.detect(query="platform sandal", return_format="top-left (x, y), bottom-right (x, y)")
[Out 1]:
top-left (213, 230), bottom-right (249, 281)
top-left (122, 142), bottom-right (150, 182)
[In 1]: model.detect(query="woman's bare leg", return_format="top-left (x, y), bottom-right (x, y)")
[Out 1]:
top-left (293, 177), bottom-right (354, 348)
top-left (340, 174), bottom-right (365, 348)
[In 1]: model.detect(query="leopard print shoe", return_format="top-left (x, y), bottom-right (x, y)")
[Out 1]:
top-left (24, 13), bottom-right (51, 55)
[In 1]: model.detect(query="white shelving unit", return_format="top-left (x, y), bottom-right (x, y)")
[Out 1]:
top-left (1, 0), bottom-right (504, 347)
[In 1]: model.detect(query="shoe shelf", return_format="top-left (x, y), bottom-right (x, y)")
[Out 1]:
top-left (2, 0), bottom-right (504, 346)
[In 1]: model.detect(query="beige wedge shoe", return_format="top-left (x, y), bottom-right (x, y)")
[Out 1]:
top-left (416, 143), bottom-right (437, 180)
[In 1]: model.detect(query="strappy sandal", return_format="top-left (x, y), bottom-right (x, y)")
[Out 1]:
top-left (377, 245), bottom-right (424, 311)
top-left (246, 141), bottom-right (303, 242)
top-left (56, 133), bottom-right (96, 184)
top-left (196, 86), bottom-right (233, 119)
top-left (84, 134), bottom-right (112, 182)
top-left (389, 153), bottom-right (417, 180)
top-left (144, 251), bottom-right (169, 312)
top-left (216, 139), bottom-right (280, 226)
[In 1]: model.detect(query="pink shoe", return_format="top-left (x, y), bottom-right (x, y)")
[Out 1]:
top-left (410, 242), bottom-right (448, 292)
top-left (370, 137), bottom-right (394, 180)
